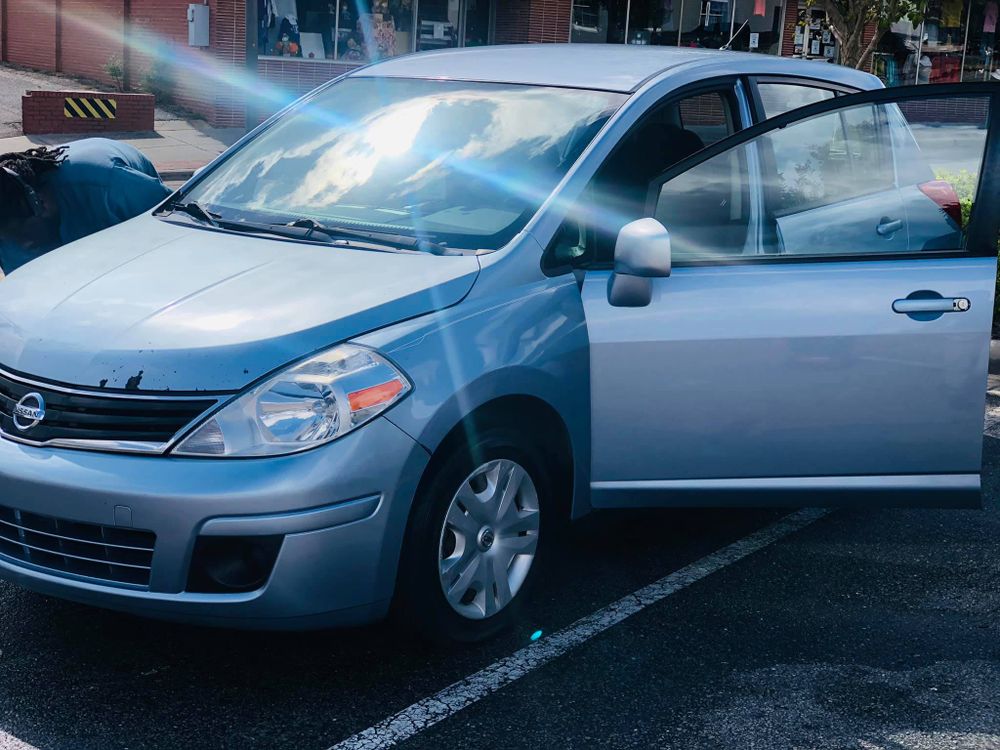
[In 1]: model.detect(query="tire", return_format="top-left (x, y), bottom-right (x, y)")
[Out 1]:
top-left (395, 427), bottom-right (550, 643)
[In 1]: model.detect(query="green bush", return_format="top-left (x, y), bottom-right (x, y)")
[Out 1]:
top-left (141, 61), bottom-right (175, 105)
top-left (935, 169), bottom-right (999, 323)
top-left (103, 55), bottom-right (126, 92)
top-left (934, 169), bottom-right (976, 227)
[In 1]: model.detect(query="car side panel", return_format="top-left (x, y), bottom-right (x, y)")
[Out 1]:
top-left (354, 236), bottom-right (594, 519)
top-left (584, 256), bottom-right (995, 483)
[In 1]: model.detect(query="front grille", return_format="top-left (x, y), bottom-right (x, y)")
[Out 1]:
top-left (0, 369), bottom-right (216, 448)
top-left (0, 504), bottom-right (155, 586)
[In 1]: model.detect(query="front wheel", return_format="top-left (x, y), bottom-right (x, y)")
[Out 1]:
top-left (396, 433), bottom-right (547, 642)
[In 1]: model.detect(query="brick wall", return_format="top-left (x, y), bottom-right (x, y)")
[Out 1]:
top-left (206, 0), bottom-right (246, 127)
top-left (5, 0), bottom-right (57, 70)
top-left (496, 0), bottom-right (570, 44)
top-left (0, 0), bottom-right (245, 126)
top-left (899, 96), bottom-right (990, 125)
top-left (127, 0), bottom-right (189, 82)
top-left (22, 89), bottom-right (154, 134)
top-left (258, 58), bottom-right (353, 98)
top-left (780, 0), bottom-right (799, 58)
top-left (60, 0), bottom-right (125, 84)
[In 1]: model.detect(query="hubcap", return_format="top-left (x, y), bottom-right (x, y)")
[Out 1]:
top-left (438, 459), bottom-right (540, 620)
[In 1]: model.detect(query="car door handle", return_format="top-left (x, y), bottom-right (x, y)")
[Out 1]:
top-left (876, 217), bottom-right (904, 236)
top-left (892, 297), bottom-right (971, 313)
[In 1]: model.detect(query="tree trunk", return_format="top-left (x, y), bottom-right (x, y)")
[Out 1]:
top-left (813, 0), bottom-right (877, 69)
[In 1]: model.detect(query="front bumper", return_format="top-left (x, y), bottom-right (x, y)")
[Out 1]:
top-left (0, 417), bottom-right (430, 629)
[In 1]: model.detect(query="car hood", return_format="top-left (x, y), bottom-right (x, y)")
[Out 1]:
top-left (0, 215), bottom-right (480, 392)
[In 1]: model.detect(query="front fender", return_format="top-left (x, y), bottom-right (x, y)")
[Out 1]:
top-left (354, 274), bottom-right (593, 518)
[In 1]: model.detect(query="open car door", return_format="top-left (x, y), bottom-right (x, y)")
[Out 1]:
top-left (582, 83), bottom-right (1000, 509)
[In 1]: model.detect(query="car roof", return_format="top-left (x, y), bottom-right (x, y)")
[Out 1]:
top-left (352, 44), bottom-right (882, 93)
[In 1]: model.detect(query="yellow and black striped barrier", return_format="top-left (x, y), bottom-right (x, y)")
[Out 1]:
top-left (64, 97), bottom-right (117, 120)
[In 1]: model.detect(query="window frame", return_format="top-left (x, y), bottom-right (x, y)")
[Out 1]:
top-left (542, 76), bottom-right (749, 275)
top-left (642, 82), bottom-right (1000, 268)
top-left (745, 74), bottom-right (860, 124)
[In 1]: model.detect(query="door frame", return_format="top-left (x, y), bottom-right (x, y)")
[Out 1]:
top-left (642, 82), bottom-right (1000, 267)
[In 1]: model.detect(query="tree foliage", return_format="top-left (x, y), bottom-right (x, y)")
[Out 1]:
top-left (807, 0), bottom-right (923, 69)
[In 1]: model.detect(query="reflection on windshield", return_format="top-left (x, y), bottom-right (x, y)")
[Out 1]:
top-left (186, 78), bottom-right (625, 250)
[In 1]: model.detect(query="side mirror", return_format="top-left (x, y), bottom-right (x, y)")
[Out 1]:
top-left (608, 218), bottom-right (671, 308)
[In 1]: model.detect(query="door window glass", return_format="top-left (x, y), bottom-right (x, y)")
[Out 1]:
top-left (654, 144), bottom-right (752, 260)
top-left (757, 82), bottom-right (836, 117)
top-left (582, 88), bottom-right (739, 264)
top-left (651, 95), bottom-right (991, 261)
top-left (770, 104), bottom-right (892, 215)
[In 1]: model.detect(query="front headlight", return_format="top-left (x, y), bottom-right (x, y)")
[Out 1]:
top-left (173, 344), bottom-right (411, 457)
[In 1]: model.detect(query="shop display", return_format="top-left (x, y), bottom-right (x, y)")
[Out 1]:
top-left (794, 8), bottom-right (837, 61)
top-left (261, 0), bottom-right (413, 61)
top-left (876, 0), bottom-right (998, 86)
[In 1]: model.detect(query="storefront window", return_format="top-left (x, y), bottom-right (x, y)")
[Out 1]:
top-left (571, 0), bottom-right (782, 53)
top-left (416, 0), bottom-right (460, 50)
top-left (261, 1), bottom-right (414, 61)
top-left (414, 0), bottom-right (495, 51)
top-left (875, 0), bottom-right (998, 85)
top-left (571, 1), bottom-right (628, 44)
top-left (261, 0), bottom-right (492, 62)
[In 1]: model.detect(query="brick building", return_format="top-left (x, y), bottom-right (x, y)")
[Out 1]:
top-left (0, 0), bottom-right (990, 129)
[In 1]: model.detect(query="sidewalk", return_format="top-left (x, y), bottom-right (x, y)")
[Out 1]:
top-left (0, 119), bottom-right (243, 182)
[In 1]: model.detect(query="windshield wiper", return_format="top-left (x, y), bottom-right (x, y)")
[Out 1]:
top-left (159, 200), bottom-right (220, 227)
top-left (200, 219), bottom-right (404, 253)
top-left (159, 208), bottom-right (462, 255)
top-left (281, 218), bottom-right (457, 256)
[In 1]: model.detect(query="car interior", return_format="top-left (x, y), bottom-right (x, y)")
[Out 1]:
top-left (547, 90), bottom-right (743, 270)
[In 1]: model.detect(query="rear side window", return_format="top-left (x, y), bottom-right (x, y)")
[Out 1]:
top-left (757, 83), bottom-right (836, 118)
top-left (678, 92), bottom-right (733, 147)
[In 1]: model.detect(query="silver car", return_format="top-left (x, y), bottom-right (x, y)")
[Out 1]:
top-left (0, 46), bottom-right (996, 642)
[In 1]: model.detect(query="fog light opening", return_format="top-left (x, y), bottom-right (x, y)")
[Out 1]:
top-left (187, 535), bottom-right (283, 593)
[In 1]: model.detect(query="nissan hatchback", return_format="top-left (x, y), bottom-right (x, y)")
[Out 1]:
top-left (0, 46), bottom-right (996, 642)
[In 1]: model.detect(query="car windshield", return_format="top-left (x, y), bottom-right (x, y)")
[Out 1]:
top-left (181, 78), bottom-right (626, 251)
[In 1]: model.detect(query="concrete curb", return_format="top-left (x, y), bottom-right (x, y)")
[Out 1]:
top-left (158, 168), bottom-right (197, 182)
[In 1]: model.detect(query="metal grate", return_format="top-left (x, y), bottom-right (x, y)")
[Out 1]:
top-left (0, 504), bottom-right (155, 587)
top-left (0, 368), bottom-right (216, 449)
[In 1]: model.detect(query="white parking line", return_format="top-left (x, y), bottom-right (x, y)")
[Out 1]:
top-left (329, 507), bottom-right (832, 750)
top-left (0, 732), bottom-right (39, 750)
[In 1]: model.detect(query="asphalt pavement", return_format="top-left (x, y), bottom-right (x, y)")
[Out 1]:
top-left (0, 427), bottom-right (999, 749)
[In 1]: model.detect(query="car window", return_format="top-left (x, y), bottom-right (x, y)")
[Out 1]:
top-left (654, 147), bottom-right (752, 260)
top-left (770, 104), bottom-right (893, 216)
top-left (677, 92), bottom-right (734, 148)
top-left (566, 87), bottom-right (741, 267)
top-left (757, 83), bottom-right (836, 117)
top-left (651, 95), bottom-right (990, 261)
top-left (182, 78), bottom-right (625, 252)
